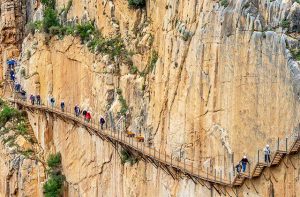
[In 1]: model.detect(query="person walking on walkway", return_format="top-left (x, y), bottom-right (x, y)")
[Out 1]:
top-left (50, 97), bottom-right (55, 108)
top-left (86, 111), bottom-right (91, 122)
top-left (100, 117), bottom-right (105, 129)
top-left (82, 110), bottom-right (87, 120)
top-left (74, 105), bottom-right (80, 116)
top-left (264, 144), bottom-right (271, 165)
top-left (235, 162), bottom-right (242, 175)
top-left (30, 95), bottom-right (35, 105)
top-left (60, 101), bottom-right (65, 112)
top-left (36, 95), bottom-right (41, 105)
top-left (241, 156), bottom-right (249, 173)
top-left (10, 70), bottom-right (15, 81)
top-left (21, 90), bottom-right (26, 101)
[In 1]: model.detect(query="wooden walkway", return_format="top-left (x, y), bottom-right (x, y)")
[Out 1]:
top-left (8, 98), bottom-right (300, 191)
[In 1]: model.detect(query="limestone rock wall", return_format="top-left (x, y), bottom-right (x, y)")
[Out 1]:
top-left (0, 0), bottom-right (26, 80)
top-left (0, 119), bottom-right (45, 197)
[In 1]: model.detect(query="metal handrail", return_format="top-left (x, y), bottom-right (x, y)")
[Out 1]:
top-left (7, 97), bottom-right (300, 187)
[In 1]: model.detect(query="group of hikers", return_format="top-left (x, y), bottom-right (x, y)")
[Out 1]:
top-left (29, 95), bottom-right (41, 105)
top-left (235, 144), bottom-right (271, 174)
top-left (7, 58), bottom-right (107, 131)
top-left (7, 59), bottom-right (16, 82)
top-left (29, 95), bottom-right (106, 130)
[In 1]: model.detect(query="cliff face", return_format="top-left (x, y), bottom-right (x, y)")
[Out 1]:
top-left (1, 0), bottom-right (300, 196)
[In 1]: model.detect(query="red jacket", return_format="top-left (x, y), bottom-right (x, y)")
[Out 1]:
top-left (86, 112), bottom-right (91, 119)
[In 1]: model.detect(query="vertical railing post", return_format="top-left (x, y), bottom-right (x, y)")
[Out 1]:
top-left (171, 154), bottom-right (172, 165)
top-left (207, 167), bottom-right (208, 178)
top-left (248, 163), bottom-right (251, 177)
top-left (258, 150), bottom-right (259, 163)
top-left (229, 172), bottom-right (231, 184)
top-left (277, 137), bottom-right (279, 150)
top-left (159, 149), bottom-right (160, 160)
top-left (286, 137), bottom-right (288, 152)
top-left (214, 169), bottom-right (216, 180)
top-left (191, 162), bottom-right (193, 174)
top-left (165, 150), bottom-right (166, 162)
top-left (232, 152), bottom-right (235, 177)
top-left (220, 170), bottom-right (222, 182)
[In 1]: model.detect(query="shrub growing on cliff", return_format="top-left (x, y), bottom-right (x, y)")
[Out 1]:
top-left (291, 48), bottom-right (300, 61)
top-left (44, 152), bottom-right (65, 197)
top-left (43, 174), bottom-right (65, 197)
top-left (47, 153), bottom-right (62, 168)
top-left (41, 0), bottom-right (56, 9)
top-left (141, 50), bottom-right (158, 76)
top-left (0, 106), bottom-right (20, 126)
top-left (128, 0), bottom-right (146, 8)
top-left (16, 122), bottom-right (27, 135)
top-left (220, 0), bottom-right (229, 7)
top-left (118, 93), bottom-right (129, 117)
top-left (120, 149), bottom-right (138, 165)
top-left (43, 8), bottom-right (59, 33)
top-left (281, 19), bottom-right (290, 29)
top-left (75, 22), bottom-right (95, 42)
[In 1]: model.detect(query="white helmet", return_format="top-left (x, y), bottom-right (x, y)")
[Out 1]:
top-left (266, 144), bottom-right (269, 147)
top-left (243, 155), bottom-right (247, 159)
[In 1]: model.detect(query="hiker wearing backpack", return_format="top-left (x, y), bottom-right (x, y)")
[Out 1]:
top-left (264, 144), bottom-right (271, 164)
top-left (100, 117), bottom-right (105, 129)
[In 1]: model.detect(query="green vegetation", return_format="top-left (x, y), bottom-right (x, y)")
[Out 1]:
top-left (242, 2), bottom-right (250, 9)
top-left (128, 0), bottom-right (146, 8)
top-left (75, 22), bottom-right (95, 42)
top-left (281, 19), bottom-right (290, 29)
top-left (294, 0), bottom-right (300, 3)
top-left (146, 50), bottom-right (158, 74)
top-left (116, 89), bottom-right (129, 116)
top-left (43, 8), bottom-right (59, 33)
top-left (16, 122), bottom-right (27, 135)
top-left (41, 0), bottom-right (56, 9)
top-left (47, 153), bottom-right (62, 168)
top-left (291, 48), bottom-right (300, 61)
top-left (120, 149), bottom-right (138, 165)
top-left (139, 51), bottom-right (158, 77)
top-left (19, 149), bottom-right (34, 158)
top-left (28, 0), bottom-right (132, 62)
top-left (220, 0), bottom-right (229, 7)
top-left (130, 65), bottom-right (139, 74)
top-left (2, 135), bottom-right (16, 144)
top-left (44, 153), bottom-right (65, 197)
top-left (0, 105), bottom-right (20, 126)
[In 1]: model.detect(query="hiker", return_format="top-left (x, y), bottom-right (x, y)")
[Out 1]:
top-left (10, 70), bottom-right (14, 80)
top-left (74, 105), bottom-right (80, 116)
top-left (82, 110), bottom-right (87, 120)
top-left (60, 101), bottom-right (65, 112)
top-left (100, 117), bottom-right (105, 129)
top-left (36, 95), bottom-right (41, 105)
top-left (235, 162), bottom-right (242, 175)
top-left (21, 90), bottom-right (26, 101)
top-left (50, 97), bottom-right (55, 108)
top-left (15, 83), bottom-right (21, 92)
top-left (11, 74), bottom-right (15, 82)
top-left (7, 59), bottom-right (15, 69)
top-left (85, 111), bottom-right (91, 122)
top-left (264, 144), bottom-right (271, 164)
top-left (241, 156), bottom-right (249, 172)
top-left (29, 95), bottom-right (35, 105)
